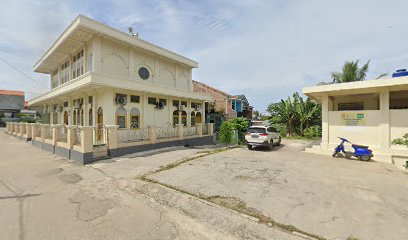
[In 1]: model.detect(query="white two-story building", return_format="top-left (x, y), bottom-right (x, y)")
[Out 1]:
top-left (30, 15), bottom-right (212, 131)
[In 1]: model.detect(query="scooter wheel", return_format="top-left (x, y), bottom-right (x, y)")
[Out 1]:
top-left (360, 155), bottom-right (371, 161)
top-left (332, 151), bottom-right (338, 157)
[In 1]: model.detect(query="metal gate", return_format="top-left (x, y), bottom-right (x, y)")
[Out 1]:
top-left (93, 123), bottom-right (108, 145)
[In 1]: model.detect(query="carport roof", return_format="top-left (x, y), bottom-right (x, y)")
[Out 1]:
top-left (303, 76), bottom-right (408, 101)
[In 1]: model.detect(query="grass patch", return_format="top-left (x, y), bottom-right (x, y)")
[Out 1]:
top-left (346, 237), bottom-right (360, 240)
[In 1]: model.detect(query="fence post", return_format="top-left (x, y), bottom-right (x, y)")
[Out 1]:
top-left (66, 125), bottom-right (76, 149)
top-left (79, 126), bottom-right (94, 153)
top-left (51, 124), bottom-right (62, 145)
top-left (105, 125), bottom-right (118, 150)
top-left (25, 124), bottom-right (31, 139)
top-left (176, 124), bottom-right (184, 140)
top-left (208, 123), bottom-right (214, 136)
top-left (5, 123), bottom-right (9, 133)
top-left (196, 124), bottom-right (203, 136)
top-left (40, 124), bottom-right (47, 142)
top-left (149, 127), bottom-right (157, 144)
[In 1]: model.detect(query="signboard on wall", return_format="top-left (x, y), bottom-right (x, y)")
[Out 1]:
top-left (340, 113), bottom-right (365, 126)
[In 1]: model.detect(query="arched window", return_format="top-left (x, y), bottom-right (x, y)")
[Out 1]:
top-left (116, 107), bottom-right (127, 128)
top-left (130, 107), bottom-right (140, 129)
top-left (73, 110), bottom-right (77, 125)
top-left (63, 111), bottom-right (68, 125)
top-left (173, 110), bottom-right (179, 126)
top-left (88, 108), bottom-right (93, 126)
top-left (195, 112), bottom-right (202, 124)
top-left (191, 112), bottom-right (196, 126)
top-left (53, 112), bottom-right (58, 124)
top-left (181, 111), bottom-right (187, 126)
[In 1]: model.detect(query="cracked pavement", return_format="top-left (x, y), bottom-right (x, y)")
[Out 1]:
top-left (148, 140), bottom-right (408, 240)
top-left (0, 129), bottom-right (299, 240)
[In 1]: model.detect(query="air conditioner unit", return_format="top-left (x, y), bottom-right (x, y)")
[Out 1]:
top-left (178, 105), bottom-right (185, 111)
top-left (73, 101), bottom-right (81, 110)
top-left (115, 95), bottom-right (127, 106)
top-left (56, 105), bottom-right (63, 112)
top-left (155, 101), bottom-right (165, 109)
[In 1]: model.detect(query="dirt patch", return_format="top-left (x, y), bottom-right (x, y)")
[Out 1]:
top-left (35, 168), bottom-right (64, 177)
top-left (59, 173), bottom-right (83, 183)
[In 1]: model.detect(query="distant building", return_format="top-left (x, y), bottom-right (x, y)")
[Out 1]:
top-left (193, 81), bottom-right (253, 130)
top-left (0, 90), bottom-right (30, 126)
top-left (230, 94), bottom-right (253, 120)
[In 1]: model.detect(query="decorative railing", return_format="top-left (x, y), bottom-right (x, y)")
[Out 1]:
top-left (118, 128), bottom-right (149, 143)
top-left (202, 124), bottom-right (209, 135)
top-left (156, 126), bottom-right (177, 139)
top-left (74, 127), bottom-right (81, 146)
top-left (94, 123), bottom-right (107, 145)
top-left (46, 126), bottom-right (53, 139)
top-left (59, 126), bottom-right (67, 143)
top-left (183, 126), bottom-right (197, 137)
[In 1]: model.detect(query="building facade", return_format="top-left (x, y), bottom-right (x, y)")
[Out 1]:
top-left (303, 76), bottom-right (408, 170)
top-left (29, 15), bottom-right (212, 130)
top-left (230, 95), bottom-right (253, 120)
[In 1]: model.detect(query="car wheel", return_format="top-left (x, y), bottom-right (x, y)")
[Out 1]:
top-left (268, 140), bottom-right (274, 150)
top-left (247, 145), bottom-right (252, 150)
top-left (276, 137), bottom-right (281, 146)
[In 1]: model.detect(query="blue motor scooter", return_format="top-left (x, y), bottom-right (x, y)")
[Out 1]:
top-left (332, 137), bottom-right (373, 161)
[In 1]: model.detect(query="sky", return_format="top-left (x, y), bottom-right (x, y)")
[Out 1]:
top-left (1, 0), bottom-right (408, 113)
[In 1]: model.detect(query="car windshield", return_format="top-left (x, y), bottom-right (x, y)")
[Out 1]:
top-left (247, 128), bottom-right (266, 134)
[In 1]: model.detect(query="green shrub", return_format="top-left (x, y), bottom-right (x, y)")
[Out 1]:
top-left (230, 117), bottom-right (249, 144)
top-left (392, 133), bottom-right (408, 147)
top-left (270, 123), bottom-right (287, 137)
top-left (303, 125), bottom-right (321, 139)
top-left (219, 121), bottom-right (235, 147)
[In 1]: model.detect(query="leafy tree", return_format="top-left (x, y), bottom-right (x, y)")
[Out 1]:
top-left (219, 121), bottom-right (235, 147)
top-left (267, 92), bottom-right (321, 138)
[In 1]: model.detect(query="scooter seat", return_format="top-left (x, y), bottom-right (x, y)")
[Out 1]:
top-left (352, 144), bottom-right (369, 149)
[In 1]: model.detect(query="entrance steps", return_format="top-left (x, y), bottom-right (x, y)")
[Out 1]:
top-left (93, 145), bottom-right (110, 160)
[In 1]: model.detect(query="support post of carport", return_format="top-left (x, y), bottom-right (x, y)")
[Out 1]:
top-left (379, 89), bottom-right (390, 153)
top-left (321, 94), bottom-right (330, 150)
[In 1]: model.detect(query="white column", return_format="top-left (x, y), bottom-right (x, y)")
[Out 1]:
top-left (93, 36), bottom-right (102, 73)
top-left (380, 90), bottom-right (390, 152)
top-left (321, 94), bottom-right (329, 150)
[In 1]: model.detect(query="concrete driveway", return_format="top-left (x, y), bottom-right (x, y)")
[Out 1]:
top-left (148, 140), bottom-right (408, 240)
top-left (0, 129), bottom-right (300, 240)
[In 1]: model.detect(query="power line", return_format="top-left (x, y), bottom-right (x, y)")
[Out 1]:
top-left (0, 56), bottom-right (49, 90)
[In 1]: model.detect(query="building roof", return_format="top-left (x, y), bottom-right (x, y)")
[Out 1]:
top-left (0, 90), bottom-right (24, 96)
top-left (303, 76), bottom-right (408, 100)
top-left (192, 80), bottom-right (232, 97)
top-left (34, 15), bottom-right (198, 73)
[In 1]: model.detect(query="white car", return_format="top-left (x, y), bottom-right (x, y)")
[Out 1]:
top-left (245, 126), bottom-right (281, 150)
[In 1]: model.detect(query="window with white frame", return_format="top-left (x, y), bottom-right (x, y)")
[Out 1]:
top-left (51, 70), bottom-right (59, 88)
top-left (61, 61), bottom-right (70, 84)
top-left (72, 49), bottom-right (84, 79)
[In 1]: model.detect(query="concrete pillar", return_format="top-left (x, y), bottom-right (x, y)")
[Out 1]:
top-left (40, 124), bottom-right (47, 142)
top-left (66, 126), bottom-right (76, 149)
top-left (32, 124), bottom-right (38, 139)
top-left (93, 36), bottom-right (102, 73)
top-left (106, 125), bottom-right (118, 150)
top-left (25, 124), bottom-right (31, 139)
top-left (149, 126), bottom-right (157, 143)
top-left (178, 111), bottom-right (182, 126)
top-left (51, 125), bottom-right (62, 145)
top-left (208, 123), bottom-right (214, 136)
top-left (380, 90), bottom-right (390, 152)
top-left (321, 94), bottom-right (329, 150)
top-left (196, 124), bottom-right (203, 136)
top-left (176, 124), bottom-right (184, 139)
top-left (80, 126), bottom-right (94, 153)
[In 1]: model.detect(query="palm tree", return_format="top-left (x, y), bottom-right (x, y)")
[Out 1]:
top-left (331, 60), bottom-right (387, 83)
